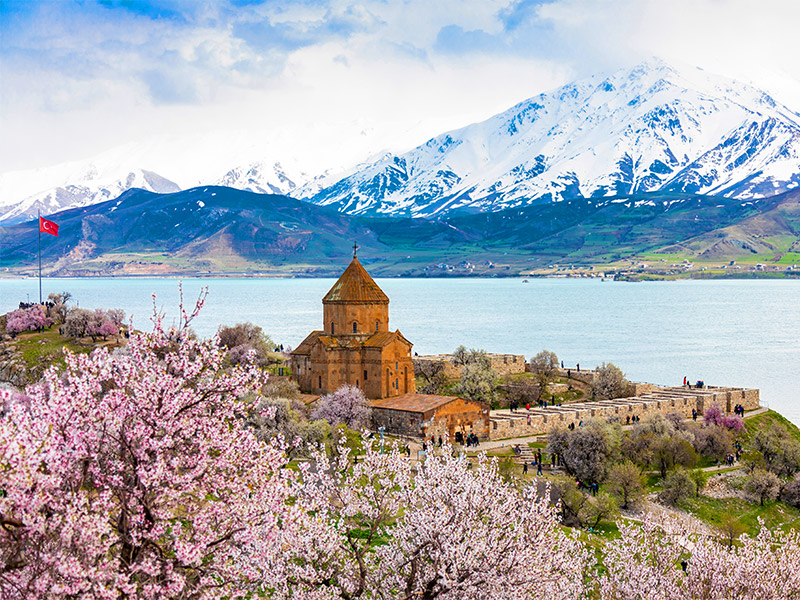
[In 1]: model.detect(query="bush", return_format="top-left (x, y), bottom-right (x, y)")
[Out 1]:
top-left (63, 308), bottom-right (124, 341)
top-left (659, 468), bottom-right (697, 506)
top-left (591, 362), bottom-right (630, 400)
top-left (217, 322), bottom-right (275, 367)
top-left (5, 305), bottom-right (53, 334)
top-left (780, 477), bottom-right (800, 507)
top-left (605, 461), bottom-right (646, 509)
top-left (745, 468), bottom-right (781, 505)
top-left (311, 385), bottom-right (371, 430)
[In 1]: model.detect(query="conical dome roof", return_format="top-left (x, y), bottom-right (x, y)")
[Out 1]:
top-left (323, 258), bottom-right (389, 304)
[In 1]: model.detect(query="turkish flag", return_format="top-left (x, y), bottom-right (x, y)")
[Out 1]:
top-left (39, 216), bottom-right (59, 237)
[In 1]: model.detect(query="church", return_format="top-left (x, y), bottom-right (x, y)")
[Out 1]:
top-left (291, 248), bottom-right (416, 399)
top-left (291, 249), bottom-right (490, 442)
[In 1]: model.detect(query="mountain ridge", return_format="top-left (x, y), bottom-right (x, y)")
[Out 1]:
top-left (296, 59), bottom-right (800, 217)
top-left (1, 185), bottom-right (798, 278)
top-left (3, 59), bottom-right (800, 225)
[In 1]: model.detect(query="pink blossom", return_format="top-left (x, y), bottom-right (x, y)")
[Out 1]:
top-left (5, 305), bottom-right (53, 334)
top-left (0, 292), bottom-right (295, 599)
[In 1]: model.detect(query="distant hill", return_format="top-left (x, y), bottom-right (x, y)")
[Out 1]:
top-left (1, 185), bottom-right (799, 277)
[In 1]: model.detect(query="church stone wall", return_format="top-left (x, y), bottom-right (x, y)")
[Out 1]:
top-left (323, 302), bottom-right (388, 336)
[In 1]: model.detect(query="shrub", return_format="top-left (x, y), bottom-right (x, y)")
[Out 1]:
top-left (310, 384), bottom-right (371, 430)
top-left (217, 322), bottom-right (275, 367)
top-left (745, 468), bottom-right (781, 505)
top-left (658, 468), bottom-right (697, 506)
top-left (591, 362), bottom-right (630, 400)
top-left (605, 461), bottom-right (646, 509)
top-left (780, 476), bottom-right (800, 507)
top-left (5, 305), bottom-right (53, 334)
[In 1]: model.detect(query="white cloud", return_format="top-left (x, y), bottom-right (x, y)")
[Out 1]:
top-left (1, 0), bottom-right (798, 179)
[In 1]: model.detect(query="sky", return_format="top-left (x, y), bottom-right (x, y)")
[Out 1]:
top-left (1, 0), bottom-right (800, 184)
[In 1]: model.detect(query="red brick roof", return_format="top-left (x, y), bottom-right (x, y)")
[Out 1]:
top-left (364, 330), bottom-right (411, 348)
top-left (369, 393), bottom-right (462, 413)
top-left (322, 258), bottom-right (389, 304)
top-left (292, 330), bottom-right (410, 354)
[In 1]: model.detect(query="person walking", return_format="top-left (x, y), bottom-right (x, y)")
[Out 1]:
top-left (536, 459), bottom-right (543, 476)
top-left (523, 462), bottom-right (529, 475)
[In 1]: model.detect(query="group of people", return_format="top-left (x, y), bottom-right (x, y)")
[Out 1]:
top-left (521, 450), bottom-right (560, 477)
top-left (624, 415), bottom-right (642, 425)
top-left (510, 398), bottom-right (562, 413)
top-left (576, 480), bottom-right (599, 495)
top-left (733, 403), bottom-right (746, 416)
top-left (17, 300), bottom-right (56, 310)
top-left (683, 376), bottom-right (705, 388)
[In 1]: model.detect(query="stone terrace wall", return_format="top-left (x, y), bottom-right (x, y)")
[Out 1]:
top-left (488, 385), bottom-right (760, 440)
top-left (415, 353), bottom-right (527, 377)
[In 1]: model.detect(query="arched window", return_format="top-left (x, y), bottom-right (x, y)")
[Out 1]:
top-left (353, 321), bottom-right (358, 334)
top-left (331, 322), bottom-right (335, 335)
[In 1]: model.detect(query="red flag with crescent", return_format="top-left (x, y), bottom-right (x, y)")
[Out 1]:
top-left (39, 216), bottom-right (59, 237)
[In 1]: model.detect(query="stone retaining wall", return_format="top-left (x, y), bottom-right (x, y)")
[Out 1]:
top-left (489, 385), bottom-right (760, 440)
top-left (415, 353), bottom-right (527, 377)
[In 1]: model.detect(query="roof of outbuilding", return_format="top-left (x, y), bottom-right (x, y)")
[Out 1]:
top-left (369, 393), bottom-right (462, 413)
top-left (322, 258), bottom-right (389, 304)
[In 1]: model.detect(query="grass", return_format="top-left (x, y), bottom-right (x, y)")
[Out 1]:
top-left (677, 496), bottom-right (800, 535)
top-left (12, 326), bottom-right (91, 369)
top-left (741, 409), bottom-right (800, 445)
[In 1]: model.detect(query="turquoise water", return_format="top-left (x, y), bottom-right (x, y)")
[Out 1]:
top-left (2, 277), bottom-right (799, 425)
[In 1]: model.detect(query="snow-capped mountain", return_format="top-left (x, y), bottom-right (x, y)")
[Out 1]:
top-left (297, 58), bottom-right (800, 217)
top-left (0, 169), bottom-right (181, 224)
top-left (214, 162), bottom-right (300, 196)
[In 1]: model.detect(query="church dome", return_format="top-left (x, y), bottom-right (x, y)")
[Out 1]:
top-left (322, 257), bottom-right (389, 304)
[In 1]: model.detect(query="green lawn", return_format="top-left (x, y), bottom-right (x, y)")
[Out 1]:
top-left (12, 326), bottom-right (91, 369)
top-left (678, 496), bottom-right (800, 535)
top-left (741, 410), bottom-right (800, 445)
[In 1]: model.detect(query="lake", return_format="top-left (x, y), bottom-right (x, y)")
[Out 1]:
top-left (2, 276), bottom-right (799, 425)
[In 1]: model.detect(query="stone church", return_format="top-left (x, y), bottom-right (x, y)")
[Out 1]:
top-left (291, 251), bottom-right (416, 398)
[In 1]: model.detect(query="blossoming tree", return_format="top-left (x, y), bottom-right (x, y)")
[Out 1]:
top-left (282, 443), bottom-right (590, 600)
top-left (600, 516), bottom-right (800, 600)
top-left (0, 292), bottom-right (296, 599)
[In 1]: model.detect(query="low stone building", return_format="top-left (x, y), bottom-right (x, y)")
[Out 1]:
top-left (370, 393), bottom-right (490, 441)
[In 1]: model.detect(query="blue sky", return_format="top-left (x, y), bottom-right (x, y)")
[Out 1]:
top-left (1, 0), bottom-right (799, 176)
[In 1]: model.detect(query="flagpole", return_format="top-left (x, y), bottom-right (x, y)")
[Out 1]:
top-left (38, 209), bottom-right (42, 304)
